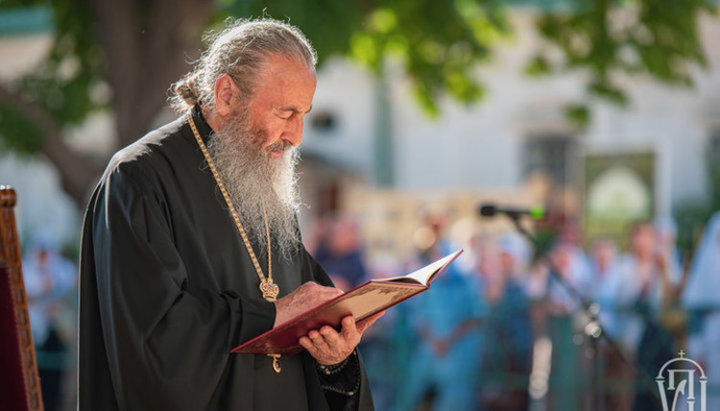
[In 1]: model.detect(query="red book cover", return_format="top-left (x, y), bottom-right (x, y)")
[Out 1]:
top-left (232, 250), bottom-right (463, 355)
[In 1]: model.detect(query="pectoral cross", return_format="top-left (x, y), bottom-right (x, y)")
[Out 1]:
top-left (267, 354), bottom-right (281, 373)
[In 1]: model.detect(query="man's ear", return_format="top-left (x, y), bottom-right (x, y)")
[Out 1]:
top-left (214, 74), bottom-right (239, 117)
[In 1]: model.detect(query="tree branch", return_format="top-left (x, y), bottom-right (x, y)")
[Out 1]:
top-left (0, 83), bottom-right (103, 205)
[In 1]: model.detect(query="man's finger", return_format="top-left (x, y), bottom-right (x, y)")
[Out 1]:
top-left (304, 330), bottom-right (332, 359)
top-left (340, 316), bottom-right (360, 343)
top-left (308, 329), bottom-right (329, 349)
top-left (319, 325), bottom-right (341, 347)
top-left (299, 336), bottom-right (313, 350)
top-left (299, 336), bottom-right (318, 356)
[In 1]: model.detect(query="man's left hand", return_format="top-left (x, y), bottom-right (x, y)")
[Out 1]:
top-left (299, 312), bottom-right (384, 365)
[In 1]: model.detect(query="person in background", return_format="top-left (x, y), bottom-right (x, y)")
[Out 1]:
top-left (314, 213), bottom-right (368, 291)
top-left (588, 237), bottom-right (631, 410)
top-left (589, 237), bottom-right (622, 338)
top-left (654, 216), bottom-right (683, 285)
top-left (543, 233), bottom-right (592, 411)
top-left (613, 223), bottom-right (675, 350)
top-left (546, 236), bottom-right (593, 313)
top-left (360, 253), bottom-right (406, 411)
top-left (682, 211), bottom-right (720, 407)
top-left (23, 233), bottom-right (76, 411)
top-left (478, 233), bottom-right (533, 411)
top-left (614, 222), bottom-right (675, 410)
top-left (398, 213), bottom-right (485, 410)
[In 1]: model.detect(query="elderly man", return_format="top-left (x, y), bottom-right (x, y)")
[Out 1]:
top-left (79, 18), bottom-right (378, 410)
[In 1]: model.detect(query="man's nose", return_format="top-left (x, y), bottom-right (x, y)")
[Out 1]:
top-left (283, 116), bottom-right (304, 147)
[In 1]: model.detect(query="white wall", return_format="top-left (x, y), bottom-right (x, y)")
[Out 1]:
top-left (0, 153), bottom-right (81, 249)
top-left (300, 58), bottom-right (377, 175)
top-left (302, 9), bottom-right (720, 213)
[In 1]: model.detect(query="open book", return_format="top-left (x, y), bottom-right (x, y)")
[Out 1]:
top-left (231, 249), bottom-right (463, 355)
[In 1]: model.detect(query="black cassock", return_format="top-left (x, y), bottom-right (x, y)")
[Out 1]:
top-left (78, 107), bottom-right (374, 410)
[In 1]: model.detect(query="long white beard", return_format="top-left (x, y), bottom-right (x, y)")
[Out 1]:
top-left (206, 113), bottom-right (302, 260)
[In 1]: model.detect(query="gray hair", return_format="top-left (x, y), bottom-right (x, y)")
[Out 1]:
top-left (169, 18), bottom-right (317, 113)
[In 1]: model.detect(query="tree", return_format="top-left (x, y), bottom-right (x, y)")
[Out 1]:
top-left (526, 0), bottom-right (716, 125)
top-left (0, 0), bottom-right (715, 204)
top-left (1, 0), bottom-right (213, 202)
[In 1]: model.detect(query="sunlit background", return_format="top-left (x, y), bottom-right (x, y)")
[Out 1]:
top-left (2, 1), bottom-right (720, 410)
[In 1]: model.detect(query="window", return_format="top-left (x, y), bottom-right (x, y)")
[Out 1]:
top-left (523, 134), bottom-right (579, 186)
top-left (310, 110), bottom-right (338, 133)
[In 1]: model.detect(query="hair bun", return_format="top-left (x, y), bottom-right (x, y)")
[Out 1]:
top-left (169, 72), bottom-right (200, 109)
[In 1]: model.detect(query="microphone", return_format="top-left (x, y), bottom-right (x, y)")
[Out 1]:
top-left (478, 203), bottom-right (546, 220)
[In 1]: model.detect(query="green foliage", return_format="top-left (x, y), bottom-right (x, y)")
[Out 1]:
top-left (0, 103), bottom-right (44, 153)
top-left (221, 0), bottom-right (509, 116)
top-left (564, 103), bottom-right (589, 128)
top-left (525, 55), bottom-right (551, 76)
top-left (40, 0), bottom-right (105, 121)
top-left (531, 0), bottom-right (715, 113)
top-left (1, 0), bottom-right (717, 152)
top-left (0, 1), bottom-right (105, 153)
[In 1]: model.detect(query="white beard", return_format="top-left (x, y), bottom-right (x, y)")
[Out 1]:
top-left (206, 112), bottom-right (302, 260)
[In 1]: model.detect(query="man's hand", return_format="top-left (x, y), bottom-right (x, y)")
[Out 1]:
top-left (273, 282), bottom-right (342, 327)
top-left (299, 312), bottom-right (384, 365)
top-left (273, 281), bottom-right (385, 365)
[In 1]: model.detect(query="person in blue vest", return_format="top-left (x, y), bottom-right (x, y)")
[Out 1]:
top-left (683, 211), bottom-right (720, 407)
top-left (398, 213), bottom-right (485, 410)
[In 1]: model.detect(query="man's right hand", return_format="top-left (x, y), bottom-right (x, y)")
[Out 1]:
top-left (273, 282), bottom-right (343, 327)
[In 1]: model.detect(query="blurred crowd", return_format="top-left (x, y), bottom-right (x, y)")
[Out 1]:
top-left (307, 210), bottom-right (720, 411)
top-left (22, 232), bottom-right (77, 411)
top-left (20, 209), bottom-right (720, 411)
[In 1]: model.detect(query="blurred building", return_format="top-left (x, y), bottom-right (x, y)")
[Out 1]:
top-left (301, 10), bottom-right (720, 207)
top-left (2, 6), bottom-right (720, 248)
top-left (299, 8), bottom-right (720, 248)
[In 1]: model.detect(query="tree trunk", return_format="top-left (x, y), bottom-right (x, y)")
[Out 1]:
top-left (89, 0), bottom-right (213, 149)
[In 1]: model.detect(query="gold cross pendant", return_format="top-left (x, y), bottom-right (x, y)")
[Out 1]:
top-left (267, 354), bottom-right (281, 373)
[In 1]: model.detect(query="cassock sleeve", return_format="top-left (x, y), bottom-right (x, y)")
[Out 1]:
top-left (90, 166), bottom-right (275, 410)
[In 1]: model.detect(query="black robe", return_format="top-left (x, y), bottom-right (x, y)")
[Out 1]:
top-left (78, 107), bottom-right (374, 410)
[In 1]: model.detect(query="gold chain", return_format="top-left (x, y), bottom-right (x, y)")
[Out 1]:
top-left (188, 112), bottom-right (283, 373)
top-left (187, 113), bottom-right (279, 303)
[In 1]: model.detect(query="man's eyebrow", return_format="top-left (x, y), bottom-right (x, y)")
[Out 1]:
top-left (278, 105), bottom-right (313, 114)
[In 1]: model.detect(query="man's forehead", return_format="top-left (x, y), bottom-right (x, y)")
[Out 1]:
top-left (252, 55), bottom-right (316, 108)
top-left (261, 53), bottom-right (315, 79)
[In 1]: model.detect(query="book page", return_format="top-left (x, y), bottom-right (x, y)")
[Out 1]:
top-left (381, 250), bottom-right (462, 285)
top-left (335, 282), bottom-right (422, 320)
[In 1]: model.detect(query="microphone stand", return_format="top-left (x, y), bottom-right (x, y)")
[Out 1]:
top-left (504, 213), bottom-right (663, 411)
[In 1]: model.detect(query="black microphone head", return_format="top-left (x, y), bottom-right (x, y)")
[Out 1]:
top-left (478, 204), bottom-right (498, 217)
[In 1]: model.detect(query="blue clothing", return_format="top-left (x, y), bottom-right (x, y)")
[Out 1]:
top-left (482, 280), bottom-right (532, 372)
top-left (315, 246), bottom-right (367, 289)
top-left (589, 263), bottom-right (623, 339)
top-left (399, 249), bottom-right (486, 411)
top-left (479, 279), bottom-right (532, 410)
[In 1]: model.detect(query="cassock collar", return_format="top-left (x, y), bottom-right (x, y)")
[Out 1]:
top-left (190, 104), bottom-right (213, 144)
